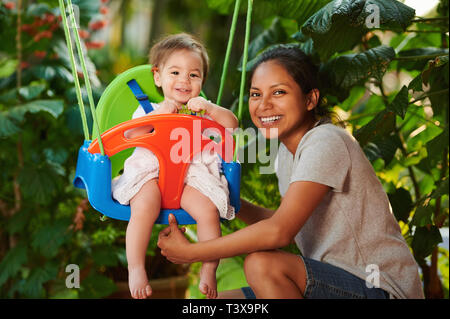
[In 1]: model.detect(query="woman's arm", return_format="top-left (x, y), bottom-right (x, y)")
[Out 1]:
top-left (158, 181), bottom-right (330, 263)
top-left (238, 198), bottom-right (275, 225)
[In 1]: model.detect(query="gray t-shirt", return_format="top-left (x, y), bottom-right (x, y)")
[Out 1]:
top-left (275, 123), bottom-right (424, 299)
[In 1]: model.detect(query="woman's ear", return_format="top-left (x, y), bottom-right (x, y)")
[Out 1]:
top-left (306, 88), bottom-right (320, 111)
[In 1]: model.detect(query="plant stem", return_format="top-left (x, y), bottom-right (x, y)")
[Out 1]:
top-left (393, 54), bottom-right (449, 61)
top-left (411, 17), bottom-right (449, 23)
top-left (409, 89), bottom-right (449, 105)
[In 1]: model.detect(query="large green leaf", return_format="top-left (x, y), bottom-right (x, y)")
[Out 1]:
top-left (301, 0), bottom-right (415, 60)
top-left (246, 18), bottom-right (290, 63)
top-left (0, 58), bottom-right (18, 79)
top-left (18, 83), bottom-right (47, 101)
top-left (354, 110), bottom-right (396, 146)
top-left (8, 99), bottom-right (64, 121)
top-left (20, 262), bottom-right (59, 298)
top-left (424, 56), bottom-right (449, 118)
top-left (320, 45), bottom-right (395, 101)
top-left (0, 243), bottom-right (28, 287)
top-left (0, 112), bottom-right (21, 138)
top-left (364, 133), bottom-right (401, 166)
top-left (18, 162), bottom-right (63, 205)
top-left (79, 273), bottom-right (117, 299)
top-left (31, 220), bottom-right (72, 258)
top-left (412, 226), bottom-right (442, 261)
top-left (388, 187), bottom-right (413, 223)
top-left (426, 127), bottom-right (449, 167)
top-left (206, 0), bottom-right (331, 25)
top-left (387, 85), bottom-right (409, 119)
top-left (397, 47), bottom-right (449, 71)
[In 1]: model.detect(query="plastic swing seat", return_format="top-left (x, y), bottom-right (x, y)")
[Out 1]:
top-left (73, 65), bottom-right (241, 224)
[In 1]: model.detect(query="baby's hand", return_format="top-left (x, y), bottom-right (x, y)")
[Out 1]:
top-left (186, 97), bottom-right (212, 115)
top-left (158, 99), bottom-right (182, 114)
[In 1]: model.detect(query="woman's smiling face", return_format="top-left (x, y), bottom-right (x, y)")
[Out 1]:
top-left (249, 60), bottom-right (316, 142)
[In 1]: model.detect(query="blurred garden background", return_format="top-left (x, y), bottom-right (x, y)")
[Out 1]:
top-left (0, 0), bottom-right (448, 299)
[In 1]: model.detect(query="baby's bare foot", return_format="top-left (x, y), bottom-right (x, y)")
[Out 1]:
top-left (128, 266), bottom-right (152, 299)
top-left (199, 263), bottom-right (218, 299)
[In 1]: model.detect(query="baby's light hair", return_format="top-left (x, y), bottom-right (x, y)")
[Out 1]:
top-left (149, 33), bottom-right (209, 84)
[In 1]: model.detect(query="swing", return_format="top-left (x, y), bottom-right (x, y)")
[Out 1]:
top-left (61, 0), bottom-right (252, 224)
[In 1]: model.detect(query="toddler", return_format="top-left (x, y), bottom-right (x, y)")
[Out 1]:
top-left (111, 33), bottom-right (239, 299)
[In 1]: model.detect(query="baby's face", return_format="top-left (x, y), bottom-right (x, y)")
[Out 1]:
top-left (154, 49), bottom-right (204, 105)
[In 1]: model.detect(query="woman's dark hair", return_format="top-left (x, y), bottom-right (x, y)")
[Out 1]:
top-left (249, 45), bottom-right (332, 121)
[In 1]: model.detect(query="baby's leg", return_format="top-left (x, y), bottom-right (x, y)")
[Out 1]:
top-left (181, 185), bottom-right (221, 299)
top-left (127, 179), bottom-right (161, 299)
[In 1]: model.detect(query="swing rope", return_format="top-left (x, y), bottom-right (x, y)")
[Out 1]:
top-left (233, 0), bottom-right (253, 162)
top-left (58, 0), bottom-right (105, 155)
top-left (216, 0), bottom-right (241, 106)
top-left (58, 0), bottom-right (89, 140)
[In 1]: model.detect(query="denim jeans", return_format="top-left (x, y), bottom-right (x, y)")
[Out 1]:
top-left (241, 256), bottom-right (390, 299)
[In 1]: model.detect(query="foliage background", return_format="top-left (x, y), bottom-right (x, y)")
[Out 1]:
top-left (0, 0), bottom-right (448, 299)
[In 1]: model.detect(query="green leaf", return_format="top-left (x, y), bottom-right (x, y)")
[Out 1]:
top-left (18, 163), bottom-right (62, 205)
top-left (320, 45), bottom-right (395, 100)
top-left (408, 73), bottom-right (423, 92)
top-left (31, 219), bottom-right (72, 258)
top-left (92, 246), bottom-right (120, 267)
top-left (21, 262), bottom-right (59, 298)
top-left (354, 110), bottom-right (396, 146)
top-left (79, 273), bottom-right (117, 299)
top-left (31, 65), bottom-right (56, 81)
top-left (364, 133), bottom-right (401, 165)
top-left (0, 243), bottom-right (28, 286)
top-left (426, 128), bottom-right (449, 167)
top-left (0, 112), bottom-right (21, 138)
top-left (0, 58), bottom-right (18, 78)
top-left (253, 0), bottom-right (332, 24)
top-left (8, 99), bottom-right (64, 122)
top-left (411, 205), bottom-right (434, 227)
top-left (397, 47), bottom-right (449, 71)
top-left (388, 187), bottom-right (413, 223)
top-left (424, 56), bottom-right (449, 117)
top-left (387, 85), bottom-right (409, 119)
top-left (412, 226), bottom-right (442, 261)
top-left (301, 0), bottom-right (415, 60)
top-left (247, 18), bottom-right (289, 63)
top-left (18, 83), bottom-right (47, 101)
top-left (207, 0), bottom-right (331, 25)
top-left (430, 177), bottom-right (449, 200)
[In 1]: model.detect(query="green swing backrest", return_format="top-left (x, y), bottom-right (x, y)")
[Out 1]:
top-left (92, 64), bottom-right (164, 178)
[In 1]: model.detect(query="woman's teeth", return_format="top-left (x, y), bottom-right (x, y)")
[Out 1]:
top-left (260, 115), bottom-right (281, 124)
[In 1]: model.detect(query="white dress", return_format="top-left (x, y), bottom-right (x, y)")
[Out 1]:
top-left (111, 103), bottom-right (235, 220)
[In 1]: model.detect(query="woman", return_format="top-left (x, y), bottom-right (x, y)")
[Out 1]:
top-left (157, 46), bottom-right (424, 299)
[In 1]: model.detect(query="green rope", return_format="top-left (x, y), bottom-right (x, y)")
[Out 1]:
top-left (66, 0), bottom-right (105, 156)
top-left (58, 0), bottom-right (89, 141)
top-left (216, 0), bottom-right (241, 106)
top-left (234, 0), bottom-right (253, 162)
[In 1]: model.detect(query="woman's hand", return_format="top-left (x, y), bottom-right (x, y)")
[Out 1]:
top-left (157, 214), bottom-right (192, 264)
